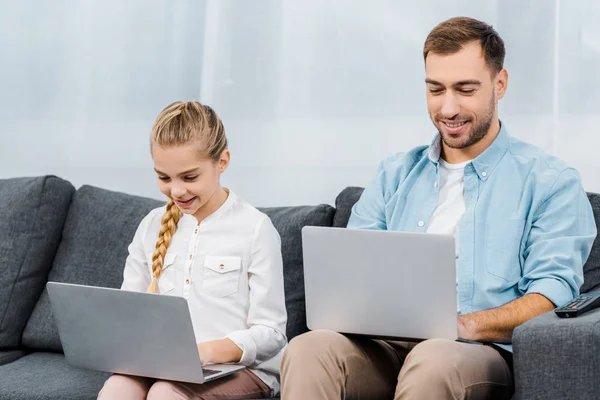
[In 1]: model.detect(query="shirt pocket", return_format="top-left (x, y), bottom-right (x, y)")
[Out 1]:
top-left (202, 256), bottom-right (242, 298)
top-left (484, 218), bottom-right (525, 283)
top-left (146, 252), bottom-right (177, 293)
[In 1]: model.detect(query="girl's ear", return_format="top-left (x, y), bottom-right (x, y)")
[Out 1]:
top-left (218, 149), bottom-right (231, 173)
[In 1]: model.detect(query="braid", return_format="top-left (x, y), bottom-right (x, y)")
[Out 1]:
top-left (146, 200), bottom-right (181, 293)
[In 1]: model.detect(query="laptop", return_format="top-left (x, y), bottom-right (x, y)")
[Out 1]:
top-left (46, 282), bottom-right (245, 384)
top-left (301, 226), bottom-right (458, 341)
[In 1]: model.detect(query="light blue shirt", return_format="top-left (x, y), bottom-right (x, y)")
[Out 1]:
top-left (348, 124), bottom-right (597, 346)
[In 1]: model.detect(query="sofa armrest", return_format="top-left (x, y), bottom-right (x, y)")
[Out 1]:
top-left (513, 308), bottom-right (600, 400)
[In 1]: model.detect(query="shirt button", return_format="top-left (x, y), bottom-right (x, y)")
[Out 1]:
top-left (189, 255), bottom-right (192, 260)
top-left (482, 172), bottom-right (487, 177)
top-left (194, 229), bottom-right (198, 234)
top-left (418, 221), bottom-right (424, 227)
top-left (185, 279), bottom-right (190, 285)
top-left (219, 264), bottom-right (225, 270)
top-left (434, 182), bottom-right (438, 188)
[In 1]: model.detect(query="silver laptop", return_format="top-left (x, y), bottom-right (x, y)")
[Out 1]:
top-left (46, 282), bottom-right (245, 384)
top-left (302, 226), bottom-right (458, 341)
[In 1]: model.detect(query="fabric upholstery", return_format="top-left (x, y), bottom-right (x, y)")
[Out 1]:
top-left (0, 350), bottom-right (26, 366)
top-left (582, 193), bottom-right (600, 293)
top-left (0, 352), bottom-right (109, 400)
top-left (332, 187), bottom-right (364, 228)
top-left (259, 205), bottom-right (335, 340)
top-left (0, 176), bottom-right (74, 349)
top-left (513, 307), bottom-right (600, 400)
top-left (22, 186), bottom-right (163, 351)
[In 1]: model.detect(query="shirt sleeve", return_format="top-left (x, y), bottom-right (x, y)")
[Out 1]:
top-left (347, 160), bottom-right (389, 230)
top-left (120, 211), bottom-right (154, 292)
top-left (225, 216), bottom-right (287, 366)
top-left (519, 168), bottom-right (597, 307)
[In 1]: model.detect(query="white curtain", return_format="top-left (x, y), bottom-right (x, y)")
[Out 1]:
top-left (1, 0), bottom-right (598, 206)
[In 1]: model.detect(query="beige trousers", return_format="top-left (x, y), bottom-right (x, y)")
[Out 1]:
top-left (281, 330), bottom-right (513, 400)
top-left (97, 370), bottom-right (271, 400)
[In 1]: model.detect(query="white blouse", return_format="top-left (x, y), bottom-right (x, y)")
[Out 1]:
top-left (120, 190), bottom-right (288, 393)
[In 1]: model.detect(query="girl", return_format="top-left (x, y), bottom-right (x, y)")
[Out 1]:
top-left (98, 101), bottom-right (287, 399)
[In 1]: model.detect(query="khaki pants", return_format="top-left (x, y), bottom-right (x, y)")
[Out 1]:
top-left (97, 370), bottom-right (271, 400)
top-left (281, 330), bottom-right (513, 400)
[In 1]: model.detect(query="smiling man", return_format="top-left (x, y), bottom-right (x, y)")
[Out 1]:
top-left (280, 17), bottom-right (597, 400)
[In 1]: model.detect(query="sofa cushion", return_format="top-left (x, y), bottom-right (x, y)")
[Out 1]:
top-left (0, 352), bottom-right (109, 400)
top-left (0, 350), bottom-right (26, 366)
top-left (0, 176), bottom-right (74, 349)
top-left (582, 192), bottom-right (600, 293)
top-left (333, 187), bottom-right (364, 228)
top-left (22, 186), bottom-right (163, 351)
top-left (259, 205), bottom-right (335, 340)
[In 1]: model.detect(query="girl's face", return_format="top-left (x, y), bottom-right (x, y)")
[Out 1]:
top-left (152, 143), bottom-right (230, 218)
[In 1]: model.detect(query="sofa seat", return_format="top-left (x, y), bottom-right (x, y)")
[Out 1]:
top-left (0, 352), bottom-right (109, 400)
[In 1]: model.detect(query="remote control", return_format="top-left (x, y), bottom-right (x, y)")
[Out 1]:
top-left (555, 292), bottom-right (600, 318)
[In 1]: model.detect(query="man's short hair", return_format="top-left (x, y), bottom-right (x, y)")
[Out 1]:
top-left (423, 16), bottom-right (506, 75)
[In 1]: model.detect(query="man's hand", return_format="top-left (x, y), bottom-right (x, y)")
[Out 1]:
top-left (457, 313), bottom-right (479, 341)
top-left (456, 293), bottom-right (555, 342)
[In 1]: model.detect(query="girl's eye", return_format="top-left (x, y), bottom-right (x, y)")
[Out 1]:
top-left (184, 175), bottom-right (198, 181)
top-left (158, 176), bottom-right (170, 181)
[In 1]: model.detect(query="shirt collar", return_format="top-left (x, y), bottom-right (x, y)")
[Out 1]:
top-left (427, 122), bottom-right (509, 181)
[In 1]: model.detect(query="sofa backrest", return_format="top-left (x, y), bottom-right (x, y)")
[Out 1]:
top-left (581, 193), bottom-right (600, 293)
top-left (21, 186), bottom-right (162, 351)
top-left (20, 184), bottom-right (335, 351)
top-left (259, 205), bottom-right (335, 340)
top-left (16, 180), bottom-right (599, 353)
top-left (333, 187), bottom-right (364, 228)
top-left (0, 176), bottom-right (74, 349)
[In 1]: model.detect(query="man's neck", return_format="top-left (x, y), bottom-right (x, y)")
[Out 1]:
top-left (441, 119), bottom-right (501, 164)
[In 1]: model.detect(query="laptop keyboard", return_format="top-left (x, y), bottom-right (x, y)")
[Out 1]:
top-left (202, 368), bottom-right (221, 377)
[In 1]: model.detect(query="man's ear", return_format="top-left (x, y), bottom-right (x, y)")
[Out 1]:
top-left (495, 69), bottom-right (508, 100)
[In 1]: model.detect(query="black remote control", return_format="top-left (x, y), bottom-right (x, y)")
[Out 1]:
top-left (555, 292), bottom-right (600, 318)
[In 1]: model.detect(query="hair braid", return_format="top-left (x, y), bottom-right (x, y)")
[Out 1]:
top-left (146, 200), bottom-right (181, 293)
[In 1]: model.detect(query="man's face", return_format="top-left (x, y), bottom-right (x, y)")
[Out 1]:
top-left (425, 41), bottom-right (505, 150)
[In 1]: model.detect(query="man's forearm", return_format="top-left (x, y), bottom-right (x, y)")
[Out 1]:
top-left (458, 293), bottom-right (556, 342)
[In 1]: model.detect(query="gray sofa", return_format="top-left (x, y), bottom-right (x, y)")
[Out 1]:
top-left (0, 176), bottom-right (599, 400)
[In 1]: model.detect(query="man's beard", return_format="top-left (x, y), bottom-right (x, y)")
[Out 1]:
top-left (438, 94), bottom-right (496, 149)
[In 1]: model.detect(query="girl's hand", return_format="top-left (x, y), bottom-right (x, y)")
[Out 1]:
top-left (197, 342), bottom-right (214, 366)
top-left (196, 339), bottom-right (243, 366)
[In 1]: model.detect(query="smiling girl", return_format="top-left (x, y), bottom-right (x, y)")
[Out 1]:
top-left (98, 101), bottom-right (287, 399)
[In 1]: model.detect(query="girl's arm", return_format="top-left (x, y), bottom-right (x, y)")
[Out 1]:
top-left (197, 338), bottom-right (242, 365)
top-left (121, 211), bottom-right (155, 292)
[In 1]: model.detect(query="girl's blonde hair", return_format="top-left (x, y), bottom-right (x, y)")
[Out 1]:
top-left (146, 101), bottom-right (228, 293)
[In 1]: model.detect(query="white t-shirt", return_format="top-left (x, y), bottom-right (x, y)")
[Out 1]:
top-left (121, 190), bottom-right (287, 393)
top-left (426, 159), bottom-right (470, 311)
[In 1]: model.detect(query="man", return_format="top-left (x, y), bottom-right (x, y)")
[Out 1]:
top-left (280, 17), bottom-right (597, 399)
